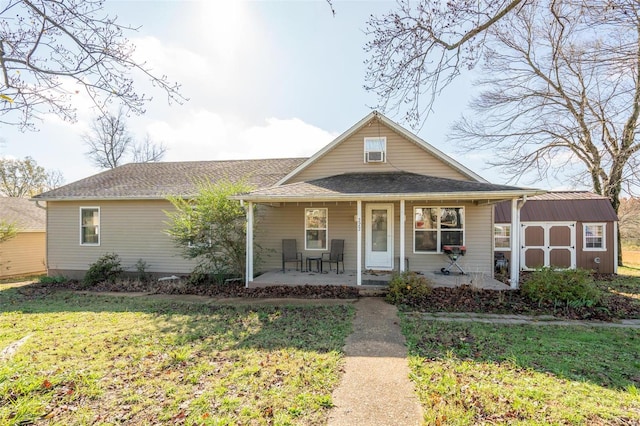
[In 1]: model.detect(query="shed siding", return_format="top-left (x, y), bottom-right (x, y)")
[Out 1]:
top-left (257, 201), bottom-right (493, 275)
top-left (288, 124), bottom-right (470, 183)
top-left (47, 200), bottom-right (197, 278)
top-left (576, 222), bottom-right (615, 274)
top-left (0, 232), bottom-right (46, 277)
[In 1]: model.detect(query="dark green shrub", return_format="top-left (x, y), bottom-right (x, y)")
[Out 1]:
top-left (520, 267), bottom-right (601, 307)
top-left (386, 271), bottom-right (433, 305)
top-left (84, 253), bottom-right (123, 287)
top-left (39, 275), bottom-right (67, 284)
top-left (134, 259), bottom-right (151, 282)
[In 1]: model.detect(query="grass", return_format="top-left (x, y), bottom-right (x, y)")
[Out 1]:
top-left (0, 285), bottom-right (353, 425)
top-left (401, 314), bottom-right (640, 425)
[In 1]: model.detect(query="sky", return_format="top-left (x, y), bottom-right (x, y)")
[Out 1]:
top-left (1, 0), bottom-right (577, 189)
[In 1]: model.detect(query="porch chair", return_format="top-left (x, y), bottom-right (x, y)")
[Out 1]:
top-left (322, 239), bottom-right (345, 274)
top-left (282, 239), bottom-right (303, 273)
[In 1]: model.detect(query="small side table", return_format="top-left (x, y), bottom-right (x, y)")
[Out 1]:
top-left (306, 256), bottom-right (322, 273)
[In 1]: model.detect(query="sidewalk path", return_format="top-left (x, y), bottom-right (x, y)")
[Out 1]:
top-left (327, 297), bottom-right (423, 426)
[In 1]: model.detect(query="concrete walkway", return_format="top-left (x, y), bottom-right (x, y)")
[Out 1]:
top-left (327, 297), bottom-right (423, 426)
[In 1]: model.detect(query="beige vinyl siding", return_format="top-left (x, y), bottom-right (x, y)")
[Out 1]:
top-left (288, 124), bottom-right (470, 183)
top-left (47, 200), bottom-right (197, 277)
top-left (403, 201), bottom-right (493, 275)
top-left (256, 201), bottom-right (494, 274)
top-left (0, 232), bottom-right (46, 277)
top-left (255, 203), bottom-right (357, 271)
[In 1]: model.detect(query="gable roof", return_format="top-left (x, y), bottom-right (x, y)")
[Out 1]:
top-left (495, 191), bottom-right (618, 222)
top-left (236, 171), bottom-right (542, 202)
top-left (277, 111), bottom-right (488, 185)
top-left (0, 197), bottom-right (46, 231)
top-left (33, 158), bottom-right (306, 201)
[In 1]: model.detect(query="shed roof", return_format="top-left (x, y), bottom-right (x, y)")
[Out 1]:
top-left (33, 158), bottom-right (307, 201)
top-left (495, 191), bottom-right (618, 222)
top-left (0, 197), bottom-right (46, 231)
top-left (236, 172), bottom-right (541, 202)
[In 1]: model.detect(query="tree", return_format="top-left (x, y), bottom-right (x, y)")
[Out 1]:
top-left (365, 1), bottom-right (640, 265)
top-left (0, 220), bottom-right (17, 244)
top-left (83, 108), bottom-right (166, 169)
top-left (0, 156), bottom-right (63, 197)
top-left (0, 0), bottom-right (185, 131)
top-left (619, 198), bottom-right (640, 248)
top-left (165, 180), bottom-right (255, 282)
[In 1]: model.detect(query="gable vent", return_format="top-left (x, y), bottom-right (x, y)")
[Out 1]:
top-left (366, 151), bottom-right (385, 163)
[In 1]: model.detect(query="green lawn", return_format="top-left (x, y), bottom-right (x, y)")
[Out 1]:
top-left (401, 315), bottom-right (640, 425)
top-left (0, 285), bottom-right (353, 425)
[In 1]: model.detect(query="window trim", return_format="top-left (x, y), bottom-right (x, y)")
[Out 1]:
top-left (80, 206), bottom-right (100, 246)
top-left (305, 208), bottom-right (328, 251)
top-left (413, 206), bottom-right (465, 254)
top-left (494, 224), bottom-right (511, 251)
top-left (363, 136), bottom-right (387, 163)
top-left (583, 222), bottom-right (606, 251)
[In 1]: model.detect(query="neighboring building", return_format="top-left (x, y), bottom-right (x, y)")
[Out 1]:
top-left (34, 112), bottom-right (542, 286)
top-left (494, 192), bottom-right (619, 274)
top-left (0, 197), bottom-right (47, 278)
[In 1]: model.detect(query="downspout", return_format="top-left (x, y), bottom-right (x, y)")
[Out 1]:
top-left (510, 196), bottom-right (527, 289)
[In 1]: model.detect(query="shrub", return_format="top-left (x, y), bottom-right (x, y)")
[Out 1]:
top-left (83, 253), bottom-right (123, 287)
top-left (520, 267), bottom-right (601, 307)
top-left (386, 271), bottom-right (433, 305)
top-left (134, 259), bottom-right (151, 282)
top-left (39, 275), bottom-right (67, 284)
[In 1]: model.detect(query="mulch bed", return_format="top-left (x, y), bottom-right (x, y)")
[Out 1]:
top-left (16, 278), bottom-right (640, 321)
top-left (402, 285), bottom-right (640, 321)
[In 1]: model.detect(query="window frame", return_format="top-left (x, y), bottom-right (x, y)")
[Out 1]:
top-left (413, 206), bottom-right (465, 254)
top-left (305, 208), bottom-right (328, 251)
top-left (583, 222), bottom-right (606, 251)
top-left (80, 206), bottom-right (100, 246)
top-left (363, 136), bottom-right (387, 163)
top-left (494, 224), bottom-right (511, 251)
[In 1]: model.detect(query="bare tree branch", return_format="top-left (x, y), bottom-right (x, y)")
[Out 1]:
top-left (0, 0), bottom-right (186, 131)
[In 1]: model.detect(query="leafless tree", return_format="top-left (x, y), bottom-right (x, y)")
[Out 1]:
top-left (0, 0), bottom-right (185, 131)
top-left (0, 156), bottom-right (63, 197)
top-left (84, 108), bottom-right (166, 168)
top-left (619, 198), bottom-right (640, 247)
top-left (366, 1), bottom-right (640, 265)
top-left (83, 108), bottom-right (132, 169)
top-left (132, 134), bottom-right (166, 163)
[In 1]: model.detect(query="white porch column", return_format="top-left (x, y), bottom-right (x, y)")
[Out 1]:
top-left (614, 221), bottom-right (619, 274)
top-left (245, 201), bottom-right (254, 287)
top-left (357, 200), bottom-right (362, 286)
top-left (510, 198), bottom-right (521, 289)
top-left (400, 199), bottom-right (406, 272)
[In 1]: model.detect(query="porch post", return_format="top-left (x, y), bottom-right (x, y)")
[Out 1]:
top-left (510, 198), bottom-right (520, 289)
top-left (245, 201), bottom-right (254, 287)
top-left (400, 199), bottom-right (406, 272)
top-left (357, 200), bottom-right (362, 286)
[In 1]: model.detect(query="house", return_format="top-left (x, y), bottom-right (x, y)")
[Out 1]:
top-left (0, 197), bottom-right (47, 278)
top-left (494, 192), bottom-right (619, 274)
top-left (34, 112), bottom-right (543, 287)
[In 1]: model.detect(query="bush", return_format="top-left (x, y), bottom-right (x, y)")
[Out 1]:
top-left (134, 259), bottom-right (151, 282)
top-left (520, 267), bottom-right (601, 307)
top-left (84, 253), bottom-right (123, 287)
top-left (39, 275), bottom-right (67, 284)
top-left (386, 271), bottom-right (433, 305)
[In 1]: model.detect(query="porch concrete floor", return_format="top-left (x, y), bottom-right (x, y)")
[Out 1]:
top-left (250, 268), bottom-right (510, 290)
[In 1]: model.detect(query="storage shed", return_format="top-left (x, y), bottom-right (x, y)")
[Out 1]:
top-left (0, 198), bottom-right (47, 278)
top-left (494, 192), bottom-right (618, 274)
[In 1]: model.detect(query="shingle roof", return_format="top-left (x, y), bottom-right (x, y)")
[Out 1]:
top-left (238, 172), bottom-right (539, 201)
top-left (495, 191), bottom-right (618, 222)
top-left (33, 159), bottom-right (307, 201)
top-left (0, 197), bottom-right (46, 231)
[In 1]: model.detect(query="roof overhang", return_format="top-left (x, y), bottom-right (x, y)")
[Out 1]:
top-left (233, 189), bottom-right (545, 204)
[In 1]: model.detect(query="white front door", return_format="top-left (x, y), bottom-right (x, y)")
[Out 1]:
top-left (365, 204), bottom-right (394, 270)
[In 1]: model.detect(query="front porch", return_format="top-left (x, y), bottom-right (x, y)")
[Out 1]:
top-left (250, 269), bottom-right (510, 290)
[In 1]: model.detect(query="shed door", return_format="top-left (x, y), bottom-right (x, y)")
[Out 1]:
top-left (520, 222), bottom-right (576, 270)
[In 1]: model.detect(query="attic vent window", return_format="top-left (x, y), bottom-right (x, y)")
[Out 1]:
top-left (364, 137), bottom-right (386, 163)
